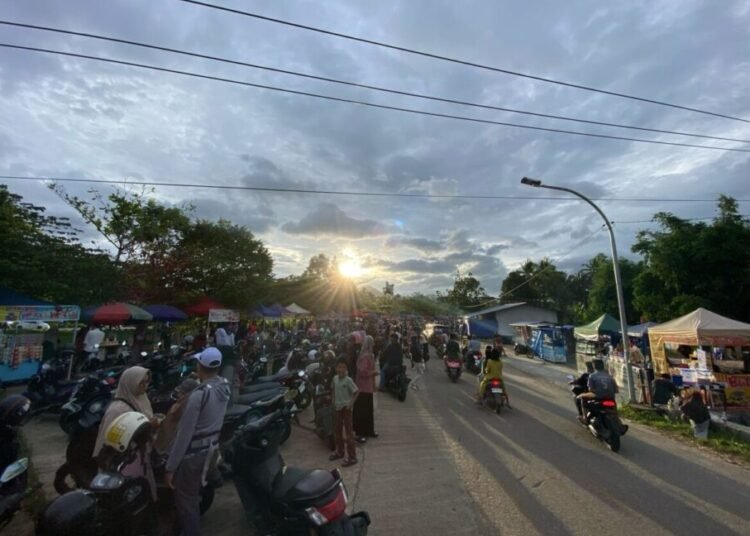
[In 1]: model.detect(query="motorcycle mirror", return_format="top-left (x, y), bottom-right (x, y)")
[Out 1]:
top-left (0, 458), bottom-right (28, 483)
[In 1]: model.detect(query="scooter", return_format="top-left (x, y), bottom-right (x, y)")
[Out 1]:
top-left (24, 358), bottom-right (80, 415)
top-left (0, 396), bottom-right (31, 528)
top-left (464, 350), bottom-right (483, 374)
top-left (444, 356), bottom-right (462, 382)
top-left (226, 408), bottom-right (370, 535)
top-left (567, 376), bottom-right (627, 453)
top-left (245, 368), bottom-right (313, 410)
top-left (58, 374), bottom-right (117, 436)
top-left (480, 378), bottom-right (508, 414)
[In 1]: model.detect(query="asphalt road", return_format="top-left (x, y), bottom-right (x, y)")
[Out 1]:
top-left (367, 357), bottom-right (750, 536)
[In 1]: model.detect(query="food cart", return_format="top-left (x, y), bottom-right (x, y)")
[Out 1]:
top-left (0, 304), bottom-right (80, 383)
top-left (648, 308), bottom-right (750, 411)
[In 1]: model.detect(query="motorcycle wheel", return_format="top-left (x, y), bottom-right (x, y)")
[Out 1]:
top-left (398, 377), bottom-right (408, 402)
top-left (495, 396), bottom-right (503, 414)
top-left (279, 418), bottom-right (292, 445)
top-left (605, 415), bottom-right (621, 453)
top-left (296, 389), bottom-right (312, 410)
top-left (200, 483), bottom-right (215, 515)
top-left (59, 412), bottom-right (76, 436)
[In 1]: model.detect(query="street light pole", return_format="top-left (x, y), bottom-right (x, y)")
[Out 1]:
top-left (520, 177), bottom-right (636, 402)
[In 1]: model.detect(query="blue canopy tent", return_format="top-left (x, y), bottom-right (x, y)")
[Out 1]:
top-left (0, 287), bottom-right (52, 306)
top-left (143, 304), bottom-right (188, 322)
top-left (467, 317), bottom-right (497, 339)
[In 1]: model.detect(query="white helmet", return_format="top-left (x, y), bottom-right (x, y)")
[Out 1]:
top-left (308, 349), bottom-right (318, 360)
top-left (104, 411), bottom-right (151, 453)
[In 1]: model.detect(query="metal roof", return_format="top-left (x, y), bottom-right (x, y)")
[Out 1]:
top-left (465, 302), bottom-right (527, 317)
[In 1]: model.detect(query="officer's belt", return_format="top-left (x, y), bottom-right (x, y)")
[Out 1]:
top-left (187, 433), bottom-right (220, 453)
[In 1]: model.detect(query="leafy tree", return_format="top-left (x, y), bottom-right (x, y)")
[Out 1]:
top-left (584, 254), bottom-right (643, 323)
top-left (168, 220), bottom-right (273, 308)
top-left (302, 254), bottom-right (334, 280)
top-left (438, 271), bottom-right (487, 308)
top-left (383, 281), bottom-right (395, 296)
top-left (0, 185), bottom-right (120, 304)
top-left (632, 196), bottom-right (750, 322)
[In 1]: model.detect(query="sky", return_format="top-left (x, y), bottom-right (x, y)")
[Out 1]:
top-left (1, 0), bottom-right (749, 296)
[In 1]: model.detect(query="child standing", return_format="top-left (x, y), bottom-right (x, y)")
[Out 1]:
top-left (330, 357), bottom-right (359, 467)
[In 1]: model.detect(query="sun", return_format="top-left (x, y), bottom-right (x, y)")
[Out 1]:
top-left (338, 259), bottom-right (364, 279)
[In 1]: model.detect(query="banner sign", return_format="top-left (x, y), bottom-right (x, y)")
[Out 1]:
top-left (208, 309), bottom-right (239, 323)
top-left (0, 305), bottom-right (80, 323)
top-left (714, 373), bottom-right (750, 408)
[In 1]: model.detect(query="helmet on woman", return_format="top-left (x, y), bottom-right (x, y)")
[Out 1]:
top-left (103, 411), bottom-right (151, 453)
top-left (0, 394), bottom-right (31, 427)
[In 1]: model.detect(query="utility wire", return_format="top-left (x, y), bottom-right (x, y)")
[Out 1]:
top-left (2, 43), bottom-right (748, 154)
top-left (178, 0), bottom-right (750, 125)
top-left (2, 20), bottom-right (747, 145)
top-left (3, 175), bottom-right (749, 204)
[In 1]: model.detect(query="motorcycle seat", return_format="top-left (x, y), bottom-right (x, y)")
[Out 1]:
top-left (241, 382), bottom-right (285, 395)
top-left (236, 389), bottom-right (286, 406)
top-left (272, 467), bottom-right (336, 502)
top-left (255, 371), bottom-right (292, 384)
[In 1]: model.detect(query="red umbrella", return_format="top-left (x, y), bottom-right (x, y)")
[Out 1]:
top-left (88, 303), bottom-right (153, 324)
top-left (184, 297), bottom-right (225, 317)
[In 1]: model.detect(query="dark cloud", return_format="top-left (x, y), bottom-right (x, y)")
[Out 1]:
top-left (281, 203), bottom-right (387, 238)
top-left (1, 0), bottom-right (747, 293)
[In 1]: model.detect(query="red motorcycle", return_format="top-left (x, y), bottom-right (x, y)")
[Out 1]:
top-left (444, 356), bottom-right (462, 382)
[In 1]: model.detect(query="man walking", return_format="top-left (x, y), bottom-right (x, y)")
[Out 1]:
top-left (214, 324), bottom-right (237, 403)
top-left (166, 347), bottom-right (230, 536)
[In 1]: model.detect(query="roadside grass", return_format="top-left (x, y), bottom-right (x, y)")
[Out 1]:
top-left (18, 434), bottom-right (47, 520)
top-left (620, 405), bottom-right (750, 465)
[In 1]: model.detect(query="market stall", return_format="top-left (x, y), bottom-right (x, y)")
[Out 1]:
top-left (0, 304), bottom-right (80, 383)
top-left (511, 322), bottom-right (573, 363)
top-left (648, 308), bottom-right (750, 410)
top-left (573, 313), bottom-right (621, 372)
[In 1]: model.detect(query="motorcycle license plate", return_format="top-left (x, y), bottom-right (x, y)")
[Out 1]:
top-left (491, 388), bottom-right (503, 394)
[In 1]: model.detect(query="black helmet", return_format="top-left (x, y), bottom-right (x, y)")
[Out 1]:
top-left (0, 395), bottom-right (31, 427)
top-left (36, 490), bottom-right (97, 536)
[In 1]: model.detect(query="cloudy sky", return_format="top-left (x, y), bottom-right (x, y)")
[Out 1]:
top-left (1, 0), bottom-right (749, 296)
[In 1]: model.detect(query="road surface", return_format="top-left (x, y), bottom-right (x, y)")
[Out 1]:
top-left (351, 357), bottom-right (750, 535)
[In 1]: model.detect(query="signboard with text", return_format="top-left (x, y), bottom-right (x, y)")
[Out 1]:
top-left (0, 305), bottom-right (80, 323)
top-left (208, 309), bottom-right (239, 323)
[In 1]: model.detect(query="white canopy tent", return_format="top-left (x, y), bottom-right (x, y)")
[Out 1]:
top-left (285, 303), bottom-right (312, 316)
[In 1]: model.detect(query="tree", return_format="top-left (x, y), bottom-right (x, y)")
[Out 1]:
top-left (585, 254), bottom-right (643, 323)
top-left (438, 271), bottom-right (487, 308)
top-left (499, 259), bottom-right (579, 322)
top-left (383, 281), bottom-right (395, 296)
top-left (0, 185), bottom-right (120, 304)
top-left (170, 220), bottom-right (274, 308)
top-left (632, 196), bottom-right (750, 322)
top-left (302, 254), bottom-right (334, 280)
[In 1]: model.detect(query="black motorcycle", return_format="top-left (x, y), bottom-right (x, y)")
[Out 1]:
top-left (464, 350), bottom-right (483, 374)
top-left (0, 396), bottom-right (31, 528)
top-left (383, 365), bottom-right (409, 402)
top-left (246, 368), bottom-right (313, 411)
top-left (58, 375), bottom-right (116, 436)
top-left (23, 357), bottom-right (79, 415)
top-left (226, 408), bottom-right (370, 535)
top-left (568, 376), bottom-right (627, 452)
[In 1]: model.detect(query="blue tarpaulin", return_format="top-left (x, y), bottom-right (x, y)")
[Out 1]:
top-left (0, 287), bottom-right (51, 306)
top-left (468, 317), bottom-right (497, 339)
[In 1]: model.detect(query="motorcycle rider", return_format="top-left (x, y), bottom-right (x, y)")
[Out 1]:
top-left (570, 361), bottom-right (595, 418)
top-left (577, 358), bottom-right (617, 421)
top-left (379, 333), bottom-right (403, 390)
top-left (165, 347), bottom-right (230, 536)
top-left (476, 345), bottom-right (509, 407)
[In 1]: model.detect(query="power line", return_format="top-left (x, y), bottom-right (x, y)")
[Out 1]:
top-left (3, 20), bottom-right (747, 145)
top-left (4, 175), bottom-right (747, 204)
top-left (178, 0), bottom-right (750, 125)
top-left (2, 43), bottom-right (748, 154)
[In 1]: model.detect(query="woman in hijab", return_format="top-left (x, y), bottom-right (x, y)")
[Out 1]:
top-left (94, 366), bottom-right (158, 497)
top-left (353, 335), bottom-right (378, 443)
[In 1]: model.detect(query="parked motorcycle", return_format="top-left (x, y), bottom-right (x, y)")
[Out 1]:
top-left (226, 408), bottom-right (370, 535)
top-left (58, 374), bottom-right (116, 436)
top-left (0, 395), bottom-right (32, 528)
top-left (567, 376), bottom-right (626, 452)
top-left (480, 378), bottom-right (508, 414)
top-left (444, 356), bottom-right (462, 382)
top-left (246, 368), bottom-right (312, 410)
top-left (24, 357), bottom-right (80, 415)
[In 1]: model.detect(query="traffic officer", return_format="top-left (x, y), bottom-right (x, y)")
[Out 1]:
top-left (165, 347), bottom-right (230, 536)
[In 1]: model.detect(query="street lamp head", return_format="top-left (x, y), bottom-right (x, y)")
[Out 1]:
top-left (520, 177), bottom-right (542, 187)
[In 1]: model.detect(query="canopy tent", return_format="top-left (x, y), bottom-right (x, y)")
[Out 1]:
top-left (648, 308), bottom-right (750, 346)
top-left (85, 303), bottom-right (153, 324)
top-left (184, 297), bottom-right (225, 317)
top-left (627, 322), bottom-right (657, 338)
top-left (285, 303), bottom-right (311, 315)
top-left (0, 287), bottom-right (52, 306)
top-left (574, 314), bottom-right (621, 341)
top-left (270, 304), bottom-right (293, 317)
top-left (142, 304), bottom-right (188, 322)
